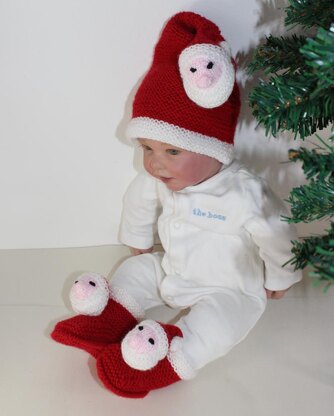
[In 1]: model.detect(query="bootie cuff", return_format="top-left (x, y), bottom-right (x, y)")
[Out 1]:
top-left (110, 286), bottom-right (145, 322)
top-left (167, 336), bottom-right (197, 380)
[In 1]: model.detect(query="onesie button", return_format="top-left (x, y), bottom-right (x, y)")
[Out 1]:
top-left (174, 222), bottom-right (181, 229)
top-left (166, 296), bottom-right (174, 301)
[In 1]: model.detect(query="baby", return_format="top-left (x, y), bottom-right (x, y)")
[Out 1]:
top-left (52, 12), bottom-right (302, 398)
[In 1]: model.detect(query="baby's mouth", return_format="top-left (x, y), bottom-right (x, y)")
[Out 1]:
top-left (159, 177), bottom-right (173, 183)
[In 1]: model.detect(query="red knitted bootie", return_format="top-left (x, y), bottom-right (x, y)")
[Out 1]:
top-left (51, 273), bottom-right (145, 358)
top-left (96, 320), bottom-right (196, 398)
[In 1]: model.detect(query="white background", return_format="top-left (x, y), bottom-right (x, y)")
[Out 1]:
top-left (0, 0), bottom-right (327, 248)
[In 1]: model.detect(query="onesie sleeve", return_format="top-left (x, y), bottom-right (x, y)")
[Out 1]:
top-left (119, 172), bottom-right (161, 249)
top-left (242, 178), bottom-right (303, 291)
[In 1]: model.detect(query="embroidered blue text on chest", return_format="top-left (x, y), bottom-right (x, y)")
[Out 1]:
top-left (192, 208), bottom-right (226, 221)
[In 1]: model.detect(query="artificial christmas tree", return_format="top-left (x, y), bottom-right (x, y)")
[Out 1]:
top-left (248, 0), bottom-right (334, 291)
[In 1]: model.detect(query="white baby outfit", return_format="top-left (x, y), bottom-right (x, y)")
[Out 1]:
top-left (111, 161), bottom-right (302, 370)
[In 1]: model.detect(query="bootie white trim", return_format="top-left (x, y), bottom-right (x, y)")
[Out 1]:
top-left (109, 286), bottom-right (145, 322)
top-left (167, 337), bottom-right (197, 380)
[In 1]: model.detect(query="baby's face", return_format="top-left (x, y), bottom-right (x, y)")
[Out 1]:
top-left (139, 138), bottom-right (222, 191)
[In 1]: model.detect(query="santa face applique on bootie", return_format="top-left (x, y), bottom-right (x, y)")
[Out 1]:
top-left (51, 273), bottom-right (145, 358)
top-left (96, 320), bottom-right (196, 398)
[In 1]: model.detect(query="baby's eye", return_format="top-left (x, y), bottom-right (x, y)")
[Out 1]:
top-left (141, 144), bottom-right (152, 152)
top-left (166, 149), bottom-right (180, 156)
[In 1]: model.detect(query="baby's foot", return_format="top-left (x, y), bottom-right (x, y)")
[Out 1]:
top-left (96, 320), bottom-right (196, 398)
top-left (51, 275), bottom-right (144, 357)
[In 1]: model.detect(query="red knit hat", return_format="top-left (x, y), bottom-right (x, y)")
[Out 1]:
top-left (126, 11), bottom-right (241, 165)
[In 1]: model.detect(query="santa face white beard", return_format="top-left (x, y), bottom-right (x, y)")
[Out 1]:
top-left (121, 320), bottom-right (169, 370)
top-left (70, 272), bottom-right (109, 316)
top-left (178, 42), bottom-right (235, 109)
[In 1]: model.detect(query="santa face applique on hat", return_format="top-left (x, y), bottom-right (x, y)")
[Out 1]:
top-left (126, 11), bottom-right (241, 165)
top-left (179, 41), bottom-right (235, 108)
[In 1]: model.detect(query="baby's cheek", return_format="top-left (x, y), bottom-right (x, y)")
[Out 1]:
top-left (142, 156), bottom-right (154, 177)
top-left (179, 157), bottom-right (203, 180)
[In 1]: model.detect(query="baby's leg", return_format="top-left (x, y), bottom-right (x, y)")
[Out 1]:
top-left (95, 289), bottom-right (266, 397)
top-left (176, 290), bottom-right (266, 370)
top-left (111, 252), bottom-right (166, 311)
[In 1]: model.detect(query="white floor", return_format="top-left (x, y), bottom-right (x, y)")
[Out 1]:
top-left (1, 246), bottom-right (333, 416)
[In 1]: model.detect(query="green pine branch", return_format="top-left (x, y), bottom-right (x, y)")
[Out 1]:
top-left (288, 137), bottom-right (334, 181)
top-left (286, 223), bottom-right (334, 291)
top-left (248, 0), bottom-right (334, 289)
top-left (301, 24), bottom-right (334, 96)
top-left (249, 73), bottom-right (334, 138)
top-left (249, 17), bottom-right (334, 140)
top-left (248, 34), bottom-right (306, 75)
top-left (284, 178), bottom-right (334, 223)
top-left (285, 0), bottom-right (334, 30)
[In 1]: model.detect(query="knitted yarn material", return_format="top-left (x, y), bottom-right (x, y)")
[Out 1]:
top-left (51, 297), bottom-right (138, 358)
top-left (121, 320), bottom-right (182, 370)
top-left (96, 320), bottom-right (196, 398)
top-left (127, 11), bottom-right (241, 165)
top-left (96, 342), bottom-right (181, 398)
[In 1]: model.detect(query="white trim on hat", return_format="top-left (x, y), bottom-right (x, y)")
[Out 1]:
top-left (126, 117), bottom-right (234, 165)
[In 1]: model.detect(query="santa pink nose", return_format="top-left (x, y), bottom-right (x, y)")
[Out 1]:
top-left (196, 74), bottom-right (215, 89)
top-left (128, 333), bottom-right (149, 353)
top-left (72, 281), bottom-right (95, 300)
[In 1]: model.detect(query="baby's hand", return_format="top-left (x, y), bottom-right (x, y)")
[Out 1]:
top-left (130, 246), bottom-right (154, 256)
top-left (265, 288), bottom-right (289, 300)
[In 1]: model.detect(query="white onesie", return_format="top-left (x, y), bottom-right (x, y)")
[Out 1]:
top-left (111, 161), bottom-right (302, 370)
